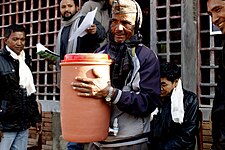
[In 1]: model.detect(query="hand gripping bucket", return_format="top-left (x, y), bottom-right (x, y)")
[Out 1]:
top-left (60, 53), bottom-right (112, 143)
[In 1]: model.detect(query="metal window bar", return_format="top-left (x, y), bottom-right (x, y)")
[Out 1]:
top-left (0, 0), bottom-right (61, 101)
top-left (154, 0), bottom-right (182, 65)
top-left (0, 0), bottom-right (147, 103)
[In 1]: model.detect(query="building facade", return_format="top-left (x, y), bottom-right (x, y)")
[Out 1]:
top-left (0, 0), bottom-right (216, 149)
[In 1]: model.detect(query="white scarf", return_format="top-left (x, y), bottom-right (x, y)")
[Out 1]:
top-left (6, 46), bottom-right (36, 96)
top-left (171, 79), bottom-right (184, 124)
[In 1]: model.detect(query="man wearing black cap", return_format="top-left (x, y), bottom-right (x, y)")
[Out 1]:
top-left (71, 0), bottom-right (161, 149)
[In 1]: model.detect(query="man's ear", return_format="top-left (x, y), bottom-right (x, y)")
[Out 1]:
top-left (174, 79), bottom-right (179, 87)
top-left (3, 37), bottom-right (8, 44)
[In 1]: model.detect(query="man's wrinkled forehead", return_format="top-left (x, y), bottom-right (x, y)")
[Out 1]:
top-left (112, 0), bottom-right (137, 14)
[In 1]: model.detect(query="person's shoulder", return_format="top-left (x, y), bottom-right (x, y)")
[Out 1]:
top-left (135, 44), bottom-right (158, 59)
top-left (0, 48), bottom-right (7, 57)
top-left (0, 51), bottom-right (4, 59)
top-left (81, 1), bottom-right (103, 13)
top-left (183, 89), bottom-right (198, 103)
top-left (95, 44), bottom-right (108, 53)
top-left (83, 0), bottom-right (98, 5)
top-left (135, 44), bottom-right (154, 53)
top-left (0, 49), bottom-right (8, 64)
top-left (86, 0), bottom-right (103, 6)
top-left (183, 89), bottom-right (197, 96)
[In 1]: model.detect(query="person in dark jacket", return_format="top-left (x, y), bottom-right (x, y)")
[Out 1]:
top-left (71, 0), bottom-right (161, 149)
top-left (150, 62), bottom-right (199, 150)
top-left (207, 0), bottom-right (225, 149)
top-left (0, 24), bottom-right (41, 150)
top-left (55, 0), bottom-right (106, 86)
top-left (56, 0), bottom-right (106, 61)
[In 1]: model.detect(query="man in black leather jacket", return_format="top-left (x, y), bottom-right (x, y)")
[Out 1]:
top-left (0, 24), bottom-right (41, 150)
top-left (150, 62), bottom-right (199, 150)
top-left (207, 0), bottom-right (225, 149)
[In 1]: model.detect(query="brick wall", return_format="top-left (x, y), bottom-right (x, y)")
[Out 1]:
top-left (202, 121), bottom-right (213, 150)
top-left (28, 112), bottom-right (53, 150)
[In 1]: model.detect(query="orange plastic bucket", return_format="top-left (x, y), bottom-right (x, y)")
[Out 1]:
top-left (60, 53), bottom-right (112, 143)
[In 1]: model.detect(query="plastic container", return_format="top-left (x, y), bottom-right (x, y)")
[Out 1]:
top-left (60, 53), bottom-right (112, 143)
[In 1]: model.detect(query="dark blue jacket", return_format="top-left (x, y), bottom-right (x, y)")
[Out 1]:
top-left (95, 43), bottom-right (160, 146)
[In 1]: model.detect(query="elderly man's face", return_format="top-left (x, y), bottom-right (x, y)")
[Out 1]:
top-left (110, 13), bottom-right (136, 43)
top-left (60, 0), bottom-right (76, 21)
top-left (207, 0), bottom-right (225, 34)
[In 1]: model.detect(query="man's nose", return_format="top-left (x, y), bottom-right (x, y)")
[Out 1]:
top-left (116, 23), bottom-right (124, 31)
top-left (17, 40), bottom-right (23, 45)
top-left (212, 13), bottom-right (219, 25)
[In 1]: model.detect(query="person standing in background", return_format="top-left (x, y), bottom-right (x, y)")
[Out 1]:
top-left (56, 0), bottom-right (106, 88)
top-left (56, 0), bottom-right (106, 61)
top-left (56, 0), bottom-right (106, 75)
top-left (207, 0), bottom-right (225, 149)
top-left (56, 0), bottom-right (106, 149)
top-left (80, 0), bottom-right (113, 46)
top-left (150, 62), bottom-right (199, 150)
top-left (0, 24), bottom-right (42, 150)
top-left (71, 0), bottom-right (161, 149)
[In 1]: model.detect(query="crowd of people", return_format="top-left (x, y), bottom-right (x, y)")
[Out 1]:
top-left (1, 0), bottom-right (225, 150)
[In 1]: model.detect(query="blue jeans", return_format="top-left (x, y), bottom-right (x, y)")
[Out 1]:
top-left (0, 129), bottom-right (28, 150)
top-left (67, 142), bottom-right (84, 150)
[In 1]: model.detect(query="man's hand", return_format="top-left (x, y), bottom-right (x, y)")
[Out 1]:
top-left (0, 131), bottom-right (3, 142)
top-left (71, 68), bottom-right (110, 99)
top-left (86, 24), bottom-right (97, 35)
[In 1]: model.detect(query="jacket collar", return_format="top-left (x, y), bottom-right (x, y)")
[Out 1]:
top-left (1, 46), bottom-right (31, 65)
top-left (0, 46), bottom-right (12, 59)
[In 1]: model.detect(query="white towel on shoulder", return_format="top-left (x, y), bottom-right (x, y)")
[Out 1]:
top-left (6, 46), bottom-right (36, 96)
top-left (171, 79), bottom-right (184, 124)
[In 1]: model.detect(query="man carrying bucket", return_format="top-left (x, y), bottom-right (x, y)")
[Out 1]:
top-left (71, 0), bottom-right (160, 149)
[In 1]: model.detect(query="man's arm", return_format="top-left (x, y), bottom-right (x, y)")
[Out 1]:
top-left (114, 47), bottom-right (161, 117)
top-left (71, 47), bottom-right (160, 117)
top-left (28, 94), bottom-right (42, 129)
